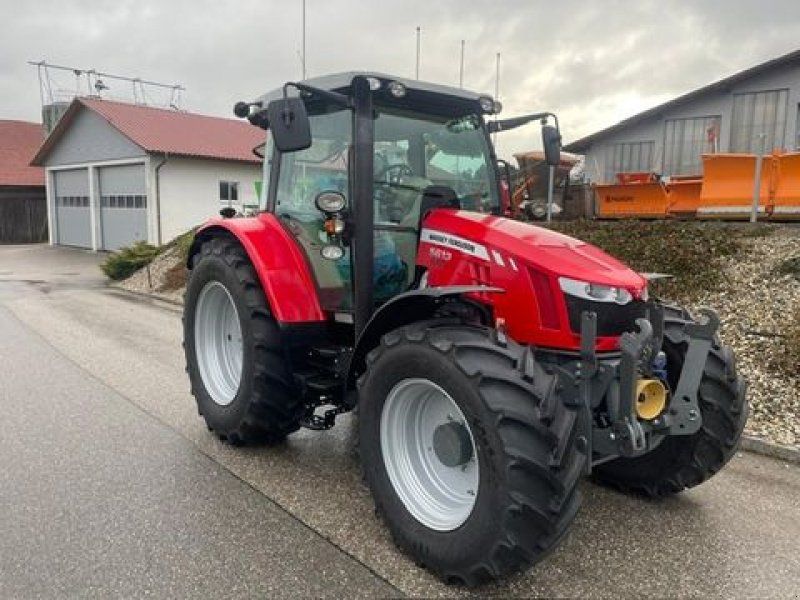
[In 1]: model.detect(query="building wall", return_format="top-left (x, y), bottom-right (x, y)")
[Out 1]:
top-left (151, 157), bottom-right (261, 244)
top-left (43, 108), bottom-right (146, 167)
top-left (581, 61), bottom-right (800, 182)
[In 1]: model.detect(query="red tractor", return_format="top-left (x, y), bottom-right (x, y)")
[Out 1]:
top-left (183, 73), bottom-right (747, 585)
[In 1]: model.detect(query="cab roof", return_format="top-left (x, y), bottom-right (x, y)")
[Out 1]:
top-left (255, 72), bottom-right (493, 109)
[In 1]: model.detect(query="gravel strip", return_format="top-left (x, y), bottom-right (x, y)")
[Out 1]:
top-left (117, 226), bottom-right (800, 447)
top-left (691, 227), bottom-right (799, 447)
top-left (116, 245), bottom-right (185, 305)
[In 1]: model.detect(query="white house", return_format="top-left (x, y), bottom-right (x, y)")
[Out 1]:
top-left (31, 97), bottom-right (265, 250)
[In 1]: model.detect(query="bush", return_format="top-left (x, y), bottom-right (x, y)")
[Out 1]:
top-left (162, 228), bottom-right (197, 262)
top-left (101, 241), bottom-right (160, 281)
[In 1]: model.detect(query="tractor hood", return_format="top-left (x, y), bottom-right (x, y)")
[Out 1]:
top-left (422, 210), bottom-right (647, 293)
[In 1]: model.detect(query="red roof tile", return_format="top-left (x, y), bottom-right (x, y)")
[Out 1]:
top-left (33, 98), bottom-right (265, 165)
top-left (0, 121), bottom-right (45, 186)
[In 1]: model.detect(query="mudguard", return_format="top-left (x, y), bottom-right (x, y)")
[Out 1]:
top-left (347, 285), bottom-right (503, 388)
top-left (188, 214), bottom-right (325, 323)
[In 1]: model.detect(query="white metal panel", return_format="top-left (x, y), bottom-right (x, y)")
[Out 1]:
top-left (98, 164), bottom-right (148, 251)
top-left (53, 168), bottom-right (91, 248)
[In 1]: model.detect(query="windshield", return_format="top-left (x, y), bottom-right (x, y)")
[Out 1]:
top-left (373, 108), bottom-right (500, 215)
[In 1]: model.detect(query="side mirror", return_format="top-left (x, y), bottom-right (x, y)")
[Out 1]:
top-left (542, 124), bottom-right (562, 167)
top-left (266, 97), bottom-right (312, 153)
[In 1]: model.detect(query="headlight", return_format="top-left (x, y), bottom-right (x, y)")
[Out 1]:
top-left (388, 81), bottom-right (407, 98)
top-left (315, 191), bottom-right (346, 214)
top-left (559, 276), bottom-right (635, 305)
top-left (320, 244), bottom-right (345, 261)
top-left (478, 96), bottom-right (496, 113)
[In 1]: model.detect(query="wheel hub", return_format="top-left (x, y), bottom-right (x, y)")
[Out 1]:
top-left (380, 378), bottom-right (480, 531)
top-left (193, 281), bottom-right (243, 407)
top-left (432, 421), bottom-right (473, 467)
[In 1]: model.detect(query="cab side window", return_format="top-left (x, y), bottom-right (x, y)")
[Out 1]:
top-left (276, 109), bottom-right (352, 310)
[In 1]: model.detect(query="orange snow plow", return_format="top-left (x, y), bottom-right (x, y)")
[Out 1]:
top-left (594, 174), bottom-right (668, 218)
top-left (772, 152), bottom-right (800, 219)
top-left (696, 154), bottom-right (771, 219)
top-left (665, 177), bottom-right (702, 217)
top-left (593, 151), bottom-right (800, 220)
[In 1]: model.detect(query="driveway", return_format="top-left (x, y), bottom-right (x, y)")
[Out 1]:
top-left (1, 244), bottom-right (799, 598)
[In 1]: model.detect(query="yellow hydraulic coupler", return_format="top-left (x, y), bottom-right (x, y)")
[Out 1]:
top-left (635, 378), bottom-right (668, 420)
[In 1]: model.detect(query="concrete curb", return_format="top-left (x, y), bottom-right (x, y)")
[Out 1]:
top-left (741, 435), bottom-right (800, 464)
top-left (106, 287), bottom-right (183, 312)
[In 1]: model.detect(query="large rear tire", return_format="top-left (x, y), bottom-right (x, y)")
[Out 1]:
top-left (358, 321), bottom-right (584, 586)
top-left (184, 236), bottom-right (304, 445)
top-left (593, 309), bottom-right (748, 497)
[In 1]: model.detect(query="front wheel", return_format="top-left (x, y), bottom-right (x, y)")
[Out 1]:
top-left (358, 321), bottom-right (584, 586)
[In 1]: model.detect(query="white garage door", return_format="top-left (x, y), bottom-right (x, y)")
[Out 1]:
top-left (54, 169), bottom-right (91, 248)
top-left (98, 164), bottom-right (147, 251)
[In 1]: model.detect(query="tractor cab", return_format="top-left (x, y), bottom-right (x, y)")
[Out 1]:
top-left (238, 73), bottom-right (560, 334)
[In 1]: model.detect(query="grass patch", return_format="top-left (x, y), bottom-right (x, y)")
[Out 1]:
top-left (100, 241), bottom-right (160, 281)
top-left (545, 220), bottom-right (746, 302)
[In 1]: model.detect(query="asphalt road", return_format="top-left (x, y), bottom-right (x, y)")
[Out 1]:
top-left (1, 244), bottom-right (799, 598)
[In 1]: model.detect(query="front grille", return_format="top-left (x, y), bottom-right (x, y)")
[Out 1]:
top-left (564, 296), bottom-right (648, 337)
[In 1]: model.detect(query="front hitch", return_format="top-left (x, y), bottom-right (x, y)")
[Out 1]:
top-left (561, 305), bottom-right (720, 471)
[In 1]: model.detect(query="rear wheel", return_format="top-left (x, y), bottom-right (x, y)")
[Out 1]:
top-left (184, 236), bottom-right (304, 445)
top-left (593, 310), bottom-right (748, 496)
top-left (358, 321), bottom-right (584, 585)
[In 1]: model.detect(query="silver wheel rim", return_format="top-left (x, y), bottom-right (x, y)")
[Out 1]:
top-left (380, 378), bottom-right (479, 531)
top-left (194, 281), bottom-right (243, 406)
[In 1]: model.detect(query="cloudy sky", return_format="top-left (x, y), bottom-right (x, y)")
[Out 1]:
top-left (2, 0), bottom-right (800, 158)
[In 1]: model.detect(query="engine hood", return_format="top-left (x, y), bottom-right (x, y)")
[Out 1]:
top-left (422, 210), bottom-right (647, 292)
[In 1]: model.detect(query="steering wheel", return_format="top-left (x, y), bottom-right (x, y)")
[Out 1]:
top-left (375, 163), bottom-right (414, 182)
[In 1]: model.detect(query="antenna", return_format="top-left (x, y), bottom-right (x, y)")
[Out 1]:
top-left (28, 60), bottom-right (185, 108)
top-left (415, 26), bottom-right (421, 79)
top-left (459, 40), bottom-right (465, 88)
top-left (301, 0), bottom-right (306, 79)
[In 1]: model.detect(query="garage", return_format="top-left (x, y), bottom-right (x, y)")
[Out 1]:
top-left (32, 97), bottom-right (263, 251)
top-left (98, 164), bottom-right (147, 250)
top-left (53, 168), bottom-right (90, 248)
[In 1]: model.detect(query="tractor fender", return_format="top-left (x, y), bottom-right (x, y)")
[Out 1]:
top-left (187, 215), bottom-right (325, 323)
top-left (347, 285), bottom-right (503, 388)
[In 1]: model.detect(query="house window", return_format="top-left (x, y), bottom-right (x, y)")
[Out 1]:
top-left (604, 141), bottom-right (655, 182)
top-left (663, 116), bottom-right (721, 176)
top-left (730, 89), bottom-right (789, 153)
top-left (219, 181), bottom-right (239, 204)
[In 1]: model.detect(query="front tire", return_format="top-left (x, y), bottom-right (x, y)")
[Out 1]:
top-left (593, 309), bottom-right (748, 496)
top-left (184, 236), bottom-right (304, 445)
top-left (358, 321), bottom-right (584, 585)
